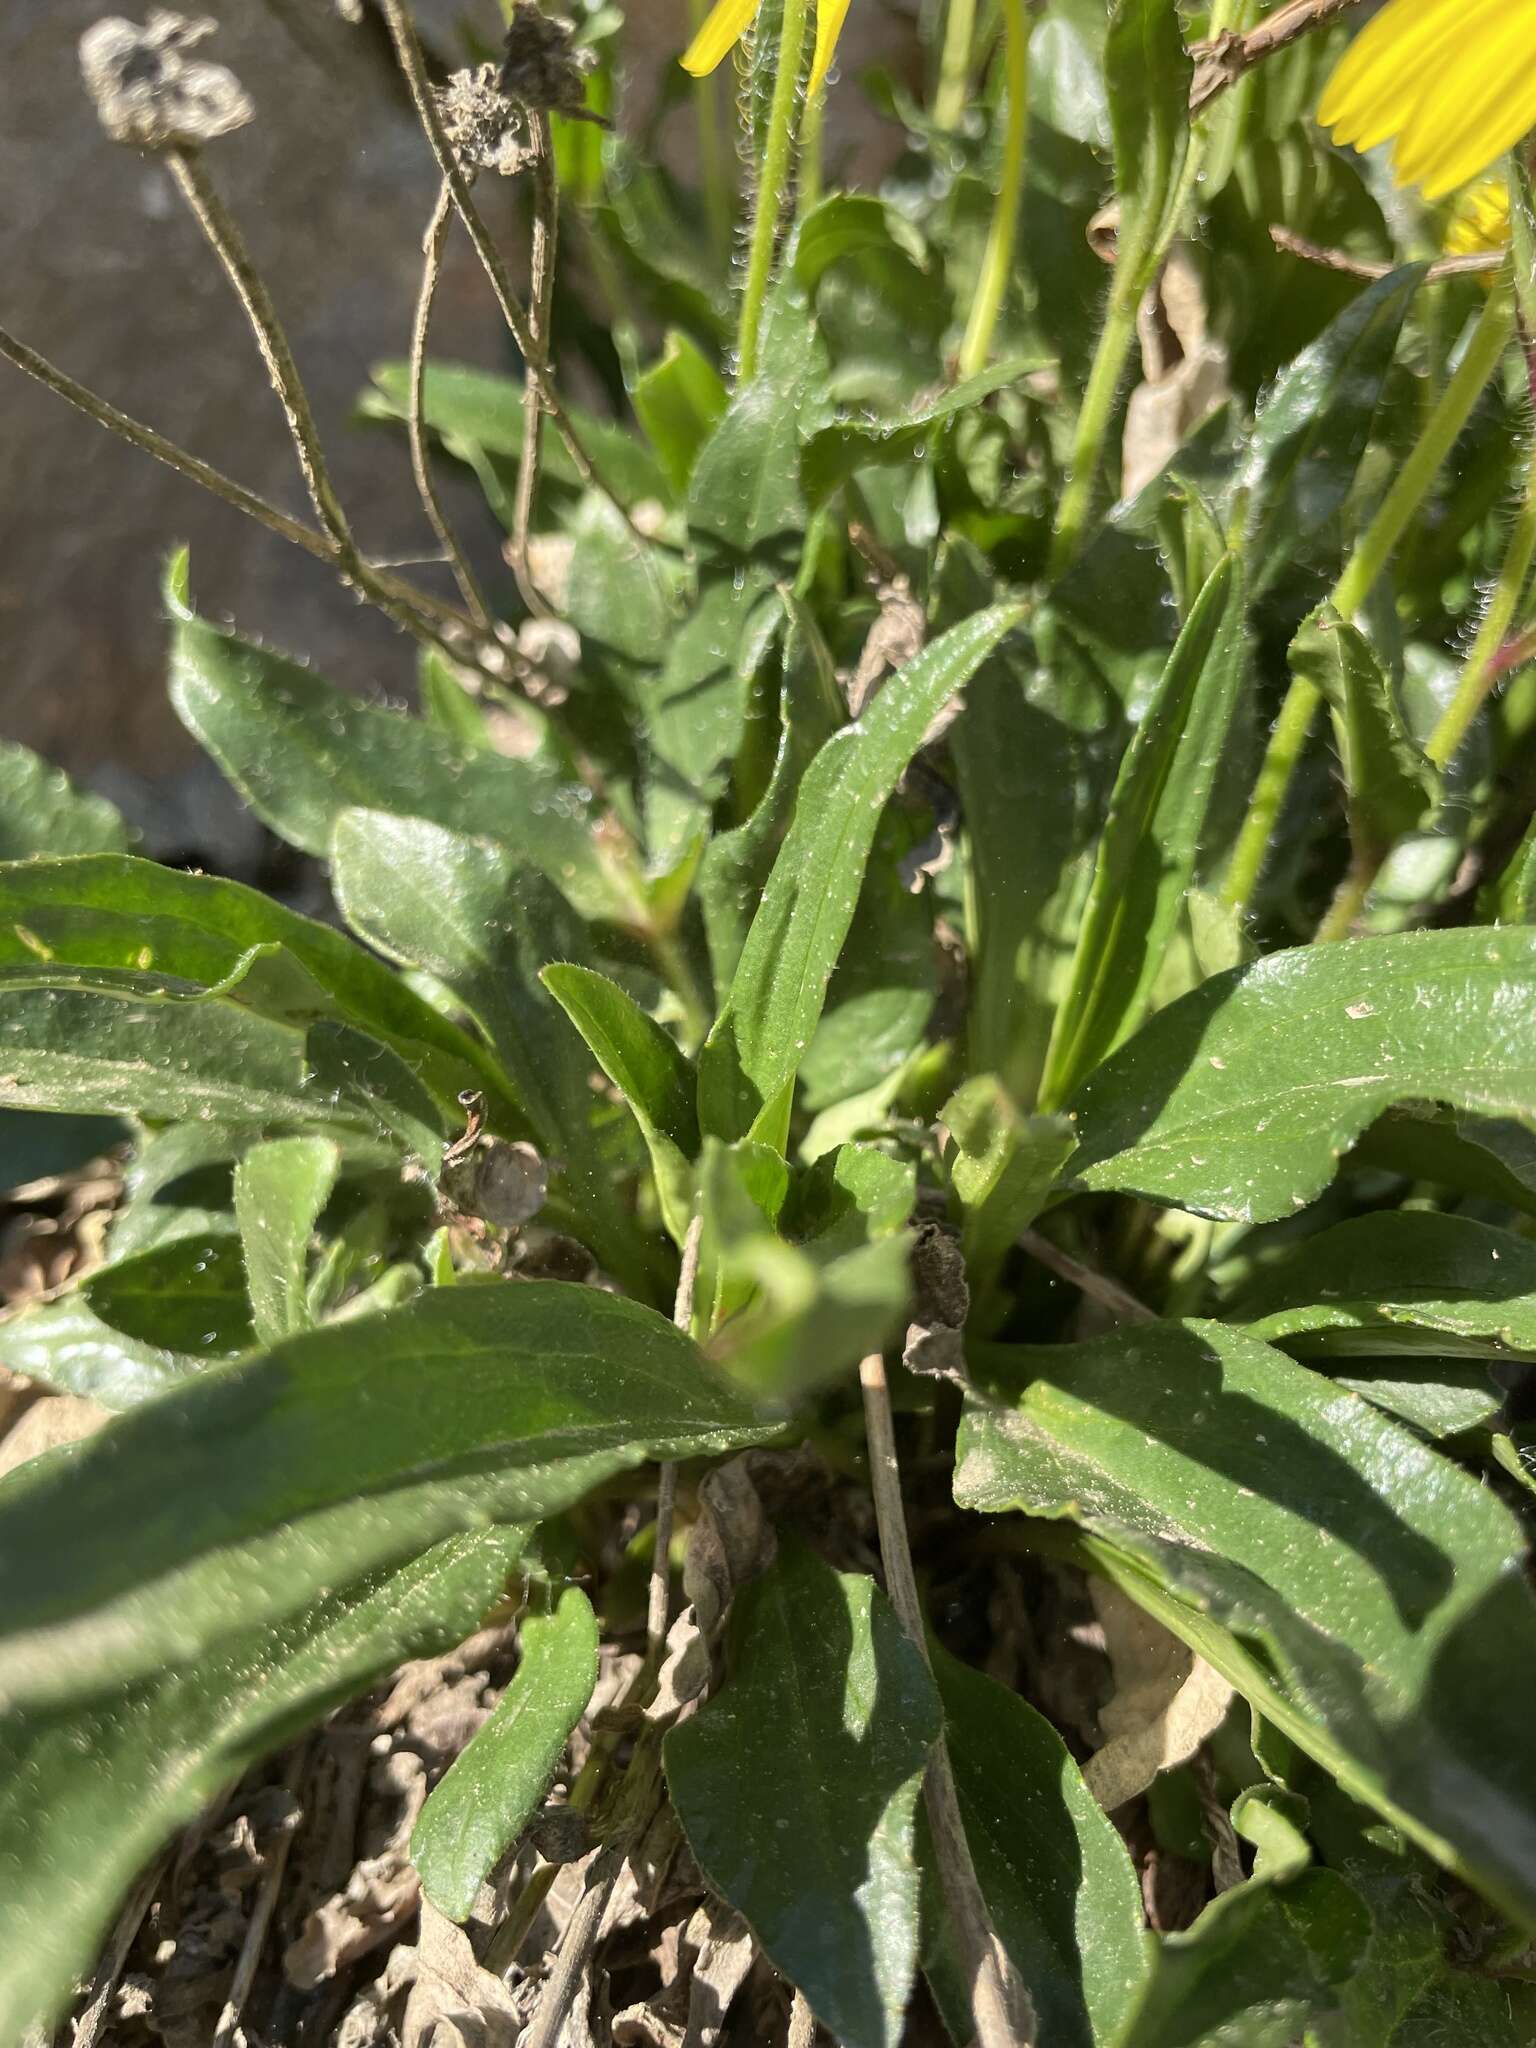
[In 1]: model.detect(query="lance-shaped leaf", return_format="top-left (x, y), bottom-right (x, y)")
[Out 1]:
top-left (665, 1541), bottom-right (941, 2048)
top-left (331, 809), bottom-right (663, 1300)
top-left (0, 1527), bottom-right (527, 2044)
top-left (698, 603), bottom-right (1026, 1144)
top-left (1291, 607), bottom-right (1436, 859)
top-left (0, 1282), bottom-right (770, 1712)
top-left (235, 1135), bottom-right (340, 1344)
top-left (0, 966), bottom-right (377, 1134)
top-left (924, 1646), bottom-right (1149, 2048)
top-left (412, 1586), bottom-right (599, 1923)
top-left (0, 741), bottom-right (129, 860)
top-left (1239, 266), bottom-right (1425, 598)
top-left (957, 1319), bottom-right (1536, 1924)
top-left (168, 586), bottom-right (637, 926)
top-left (1106, 0), bottom-right (1191, 274)
top-left (0, 854), bottom-right (501, 1118)
top-left (1040, 554), bottom-right (1246, 1107)
top-left (541, 963), bottom-right (700, 1246)
top-left (698, 594), bottom-right (844, 991)
top-left (1070, 928), bottom-right (1536, 1223)
top-left (1231, 1210), bottom-right (1536, 1359)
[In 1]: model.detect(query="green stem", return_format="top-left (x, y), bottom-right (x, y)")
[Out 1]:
top-left (1314, 855), bottom-right (1376, 944)
top-left (1333, 283), bottom-right (1516, 620)
top-left (736, 0), bottom-right (812, 383)
top-left (1221, 673), bottom-right (1321, 912)
top-left (1047, 271), bottom-right (1141, 580)
top-left (934, 0), bottom-right (980, 132)
top-left (958, 0), bottom-right (1032, 380)
top-left (799, 81), bottom-right (826, 218)
top-left (1427, 433), bottom-right (1536, 770)
top-left (1227, 278), bottom-right (1517, 913)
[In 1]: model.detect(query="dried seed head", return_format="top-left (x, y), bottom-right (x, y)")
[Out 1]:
top-left (79, 12), bottom-right (253, 151)
top-left (498, 3), bottom-right (601, 121)
top-left (436, 62), bottom-right (533, 178)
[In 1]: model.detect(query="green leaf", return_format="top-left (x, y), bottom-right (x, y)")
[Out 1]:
top-left (0, 1527), bottom-right (527, 2042)
top-left (1, 1288), bottom-right (212, 1408)
top-left (631, 329), bottom-right (730, 496)
top-left (958, 1319), bottom-right (1536, 1922)
top-left (413, 1586), bottom-right (599, 1923)
top-left (665, 1540), bottom-right (941, 2048)
top-left (363, 358), bottom-right (669, 507)
top-left (0, 1283), bottom-right (768, 1713)
top-left (331, 809), bottom-right (662, 1298)
top-left (942, 1079), bottom-right (1076, 1324)
top-left (698, 594), bottom-right (844, 991)
top-left (641, 573), bottom-right (780, 873)
top-left (687, 279), bottom-right (827, 555)
top-left (0, 855), bottom-right (500, 1123)
top-left (698, 603), bottom-right (1026, 1144)
top-left (1239, 266), bottom-right (1425, 598)
top-left (1117, 1791), bottom-right (1371, 2047)
top-left (235, 1136), bottom-right (340, 1344)
top-left (926, 1646), bottom-right (1148, 2048)
top-left (1231, 1211), bottom-right (1536, 1361)
top-left (1071, 928), bottom-right (1536, 1223)
top-left (168, 600), bottom-right (636, 926)
top-left (0, 742), bottom-right (129, 860)
top-left (541, 963), bottom-right (699, 1246)
top-left (1490, 809), bottom-right (1536, 924)
top-left (1041, 554), bottom-right (1246, 1107)
top-left (304, 1019), bottom-right (450, 1173)
top-left (800, 357), bottom-right (1047, 511)
top-left (86, 1233), bottom-right (254, 1360)
top-left (1291, 608), bottom-right (1436, 858)
top-left (0, 967), bottom-right (376, 1133)
top-left (1105, 0), bottom-right (1192, 271)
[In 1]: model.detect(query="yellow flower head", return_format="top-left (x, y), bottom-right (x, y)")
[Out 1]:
top-left (681, 0), bottom-right (851, 97)
top-left (1319, 0), bottom-right (1536, 202)
top-left (1445, 178), bottom-right (1512, 259)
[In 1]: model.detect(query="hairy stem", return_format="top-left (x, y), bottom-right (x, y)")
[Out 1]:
top-left (1048, 271), bottom-right (1140, 579)
top-left (1222, 673), bottom-right (1321, 913)
top-left (410, 180), bottom-right (494, 628)
top-left (859, 1353), bottom-right (1035, 2048)
top-left (736, 0), bottom-right (812, 383)
top-left (934, 0), bottom-right (980, 132)
top-left (1228, 280), bottom-right (1517, 913)
top-left (958, 0), bottom-right (1033, 380)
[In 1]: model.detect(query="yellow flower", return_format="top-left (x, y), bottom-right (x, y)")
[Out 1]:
top-left (1318, 0), bottom-right (1536, 202)
top-left (681, 0), bottom-right (851, 97)
top-left (1445, 178), bottom-right (1512, 259)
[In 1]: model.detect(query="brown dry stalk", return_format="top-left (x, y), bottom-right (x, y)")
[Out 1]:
top-left (513, 111), bottom-right (559, 618)
top-left (410, 179), bottom-right (494, 629)
top-left (1190, 0), bottom-right (1363, 114)
top-left (1270, 225), bottom-right (1504, 285)
top-left (859, 1351), bottom-right (1036, 2048)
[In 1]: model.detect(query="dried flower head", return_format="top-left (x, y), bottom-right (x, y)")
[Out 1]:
top-left (79, 12), bottom-right (253, 151)
top-left (498, 2), bottom-right (603, 122)
top-left (436, 63), bottom-right (533, 178)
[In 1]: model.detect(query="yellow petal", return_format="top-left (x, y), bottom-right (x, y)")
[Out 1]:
top-left (1319, 0), bottom-right (1536, 199)
top-left (1393, 10), bottom-right (1536, 198)
top-left (809, 0), bottom-right (853, 94)
top-left (681, 0), bottom-right (761, 78)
